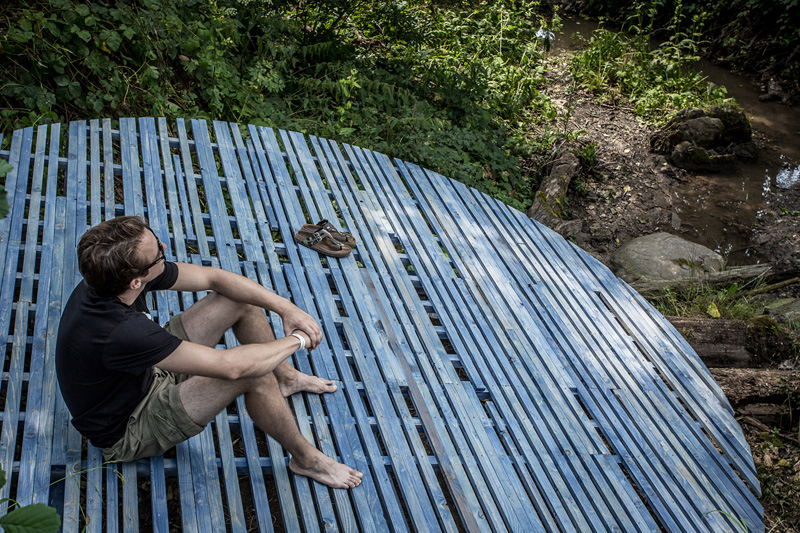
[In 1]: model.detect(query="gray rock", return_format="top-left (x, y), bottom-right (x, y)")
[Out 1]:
top-left (707, 106), bottom-right (752, 144)
top-left (682, 117), bottom-right (724, 146)
top-left (731, 141), bottom-right (759, 159)
top-left (611, 232), bottom-right (725, 285)
top-left (670, 141), bottom-right (737, 173)
top-left (650, 107), bottom-right (752, 166)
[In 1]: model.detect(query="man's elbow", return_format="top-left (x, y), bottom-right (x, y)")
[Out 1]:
top-left (219, 352), bottom-right (249, 380)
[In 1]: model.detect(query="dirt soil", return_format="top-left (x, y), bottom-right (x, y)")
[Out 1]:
top-left (527, 54), bottom-right (800, 531)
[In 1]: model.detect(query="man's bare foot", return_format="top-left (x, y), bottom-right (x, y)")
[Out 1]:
top-left (289, 454), bottom-right (363, 489)
top-left (278, 371), bottom-right (337, 398)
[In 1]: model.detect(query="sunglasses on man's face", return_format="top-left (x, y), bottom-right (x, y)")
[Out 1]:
top-left (144, 227), bottom-right (166, 271)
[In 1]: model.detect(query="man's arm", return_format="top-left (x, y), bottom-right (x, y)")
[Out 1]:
top-left (156, 332), bottom-right (309, 380)
top-left (169, 262), bottom-right (322, 348)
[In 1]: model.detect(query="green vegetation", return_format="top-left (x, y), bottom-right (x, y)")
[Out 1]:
top-left (652, 282), bottom-right (763, 320)
top-left (756, 428), bottom-right (800, 529)
top-left (581, 0), bottom-right (800, 99)
top-left (0, 160), bottom-right (11, 219)
top-left (570, 25), bottom-right (733, 123)
top-left (0, 0), bottom-right (562, 211)
top-left (0, 470), bottom-right (61, 532)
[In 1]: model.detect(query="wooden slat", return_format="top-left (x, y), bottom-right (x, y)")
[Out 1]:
top-left (15, 124), bottom-right (49, 507)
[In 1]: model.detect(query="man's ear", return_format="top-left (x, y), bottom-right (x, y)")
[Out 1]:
top-left (129, 277), bottom-right (143, 291)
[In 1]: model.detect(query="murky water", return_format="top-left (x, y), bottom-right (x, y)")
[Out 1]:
top-left (554, 18), bottom-right (800, 264)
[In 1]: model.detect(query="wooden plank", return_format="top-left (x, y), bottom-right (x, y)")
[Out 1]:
top-left (176, 119), bottom-right (210, 258)
top-left (102, 118), bottom-right (116, 219)
top-left (85, 446), bottom-right (104, 533)
top-left (15, 124), bottom-right (49, 506)
top-left (0, 126), bottom-right (36, 510)
top-left (0, 127), bottom-right (27, 294)
top-left (122, 461), bottom-right (139, 532)
top-left (148, 455), bottom-right (169, 532)
top-left (33, 188), bottom-right (65, 508)
top-left (90, 119), bottom-right (102, 226)
top-left (106, 463), bottom-right (120, 533)
top-left (53, 120), bottom-right (84, 533)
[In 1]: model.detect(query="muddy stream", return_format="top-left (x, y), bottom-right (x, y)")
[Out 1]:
top-left (555, 18), bottom-right (800, 265)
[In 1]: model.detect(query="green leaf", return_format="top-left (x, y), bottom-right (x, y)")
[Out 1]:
top-left (0, 159), bottom-right (13, 179)
top-left (0, 469), bottom-right (5, 490)
top-left (106, 31), bottom-right (122, 52)
top-left (0, 504), bottom-right (61, 533)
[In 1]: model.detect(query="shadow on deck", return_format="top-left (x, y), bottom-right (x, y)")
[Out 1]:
top-left (0, 118), bottom-right (763, 532)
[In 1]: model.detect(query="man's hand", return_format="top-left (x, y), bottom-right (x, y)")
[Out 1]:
top-left (282, 307), bottom-right (322, 350)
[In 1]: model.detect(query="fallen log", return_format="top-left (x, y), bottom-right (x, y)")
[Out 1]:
top-left (709, 368), bottom-right (800, 433)
top-left (710, 368), bottom-right (800, 405)
top-left (631, 264), bottom-right (772, 295)
top-left (666, 315), bottom-right (798, 368)
top-left (668, 317), bottom-right (751, 367)
top-left (527, 151), bottom-right (583, 237)
top-left (742, 276), bottom-right (800, 298)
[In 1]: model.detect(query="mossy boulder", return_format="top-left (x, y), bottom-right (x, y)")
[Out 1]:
top-left (650, 106), bottom-right (755, 172)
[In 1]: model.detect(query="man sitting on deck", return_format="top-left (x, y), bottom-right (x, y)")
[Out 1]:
top-left (55, 216), bottom-right (362, 489)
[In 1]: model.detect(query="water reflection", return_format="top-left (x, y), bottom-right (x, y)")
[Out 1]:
top-left (776, 161), bottom-right (800, 190)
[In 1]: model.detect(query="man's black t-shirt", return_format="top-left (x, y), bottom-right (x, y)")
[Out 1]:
top-left (56, 262), bottom-right (182, 448)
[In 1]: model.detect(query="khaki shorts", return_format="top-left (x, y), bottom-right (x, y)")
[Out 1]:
top-left (102, 314), bottom-right (205, 462)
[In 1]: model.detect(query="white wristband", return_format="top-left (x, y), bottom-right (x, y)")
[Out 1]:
top-left (289, 332), bottom-right (306, 351)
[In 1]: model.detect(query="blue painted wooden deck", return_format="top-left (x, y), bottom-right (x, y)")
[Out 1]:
top-left (0, 118), bottom-right (763, 532)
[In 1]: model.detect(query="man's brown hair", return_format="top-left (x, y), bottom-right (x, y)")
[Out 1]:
top-left (77, 216), bottom-right (153, 297)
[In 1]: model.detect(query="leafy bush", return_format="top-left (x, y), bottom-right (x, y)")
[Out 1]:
top-left (570, 25), bottom-right (734, 124)
top-left (0, 0), bottom-right (559, 210)
top-left (0, 160), bottom-right (11, 219)
top-left (578, 0), bottom-right (800, 97)
top-left (0, 470), bottom-right (61, 532)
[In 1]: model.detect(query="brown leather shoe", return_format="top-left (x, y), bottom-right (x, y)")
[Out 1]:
top-left (302, 219), bottom-right (356, 247)
top-left (294, 227), bottom-right (352, 257)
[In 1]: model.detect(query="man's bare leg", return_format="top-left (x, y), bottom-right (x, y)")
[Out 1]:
top-left (179, 373), bottom-right (362, 489)
top-left (178, 292), bottom-right (336, 397)
top-left (173, 292), bottom-right (362, 488)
